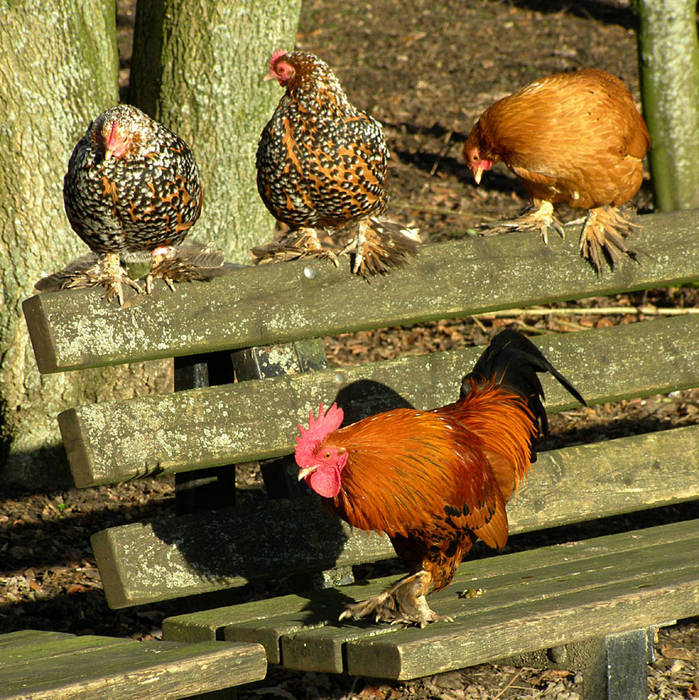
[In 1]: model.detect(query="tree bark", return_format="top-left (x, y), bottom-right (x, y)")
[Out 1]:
top-left (129, 0), bottom-right (302, 263)
top-left (0, 1), bottom-right (172, 487)
top-left (634, 0), bottom-right (699, 210)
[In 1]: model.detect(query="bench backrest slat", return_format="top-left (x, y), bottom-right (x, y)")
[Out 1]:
top-left (60, 315), bottom-right (698, 488)
top-left (23, 210), bottom-right (699, 374)
top-left (92, 423), bottom-right (699, 608)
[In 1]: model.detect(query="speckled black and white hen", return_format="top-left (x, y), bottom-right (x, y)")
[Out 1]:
top-left (62, 104), bottom-right (204, 303)
top-left (254, 50), bottom-right (418, 276)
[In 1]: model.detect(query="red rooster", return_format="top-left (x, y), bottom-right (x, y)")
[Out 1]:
top-left (463, 69), bottom-right (650, 271)
top-left (295, 330), bottom-right (585, 626)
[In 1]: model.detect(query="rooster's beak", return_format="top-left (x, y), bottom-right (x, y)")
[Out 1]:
top-left (297, 465), bottom-right (318, 481)
top-left (473, 165), bottom-right (484, 185)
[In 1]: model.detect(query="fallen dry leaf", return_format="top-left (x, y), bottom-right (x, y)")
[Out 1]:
top-left (659, 645), bottom-right (695, 661)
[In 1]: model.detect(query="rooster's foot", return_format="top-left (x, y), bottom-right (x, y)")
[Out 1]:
top-left (339, 571), bottom-right (452, 628)
top-left (579, 206), bottom-right (639, 272)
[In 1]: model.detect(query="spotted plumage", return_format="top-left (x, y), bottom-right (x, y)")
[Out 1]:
top-left (62, 104), bottom-right (203, 303)
top-left (255, 50), bottom-right (418, 275)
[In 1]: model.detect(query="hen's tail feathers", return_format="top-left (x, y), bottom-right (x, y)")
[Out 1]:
top-left (461, 330), bottom-right (586, 437)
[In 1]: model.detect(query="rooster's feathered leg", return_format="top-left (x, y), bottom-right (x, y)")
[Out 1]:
top-left (339, 570), bottom-right (453, 628)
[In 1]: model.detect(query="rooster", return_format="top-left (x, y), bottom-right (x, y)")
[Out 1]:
top-left (254, 50), bottom-right (419, 276)
top-left (295, 330), bottom-right (585, 626)
top-left (463, 69), bottom-right (650, 271)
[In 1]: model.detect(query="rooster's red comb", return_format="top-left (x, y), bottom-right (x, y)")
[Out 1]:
top-left (294, 403), bottom-right (344, 467)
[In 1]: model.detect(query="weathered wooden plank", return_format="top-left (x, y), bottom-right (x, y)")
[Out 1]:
top-left (163, 517), bottom-right (696, 646)
top-left (345, 567), bottom-right (699, 680)
top-left (22, 209), bottom-right (699, 373)
top-left (0, 630), bottom-right (74, 649)
top-left (0, 636), bottom-right (266, 700)
top-left (280, 523), bottom-right (699, 674)
top-left (96, 426), bottom-right (699, 608)
top-left (61, 315), bottom-right (699, 487)
top-left (0, 634), bottom-right (129, 666)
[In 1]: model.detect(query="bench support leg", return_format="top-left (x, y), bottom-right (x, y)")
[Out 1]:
top-left (500, 628), bottom-right (650, 700)
top-left (174, 353), bottom-right (237, 514)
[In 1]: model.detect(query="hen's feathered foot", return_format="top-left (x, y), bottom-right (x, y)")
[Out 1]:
top-left (339, 571), bottom-right (452, 628)
top-left (340, 218), bottom-right (420, 276)
top-left (143, 241), bottom-right (230, 293)
top-left (579, 206), bottom-right (639, 272)
top-left (40, 251), bottom-right (142, 305)
top-left (251, 227), bottom-right (340, 266)
top-left (483, 200), bottom-right (565, 245)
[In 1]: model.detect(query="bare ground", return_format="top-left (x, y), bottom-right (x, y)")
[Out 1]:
top-left (2, 0), bottom-right (698, 698)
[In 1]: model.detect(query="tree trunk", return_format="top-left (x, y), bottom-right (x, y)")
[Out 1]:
top-left (129, 0), bottom-right (302, 263)
top-left (0, 1), bottom-right (172, 488)
top-left (634, 0), bottom-right (699, 210)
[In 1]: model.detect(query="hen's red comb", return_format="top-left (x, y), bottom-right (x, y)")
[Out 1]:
top-left (269, 49), bottom-right (288, 71)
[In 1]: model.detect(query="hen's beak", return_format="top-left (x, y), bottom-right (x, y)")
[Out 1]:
top-left (263, 69), bottom-right (277, 82)
top-left (473, 165), bottom-right (484, 185)
top-left (297, 465), bottom-right (318, 481)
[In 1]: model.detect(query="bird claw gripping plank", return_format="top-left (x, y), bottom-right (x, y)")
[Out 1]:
top-left (339, 571), bottom-right (454, 628)
top-left (295, 330), bottom-right (586, 626)
top-left (59, 104), bottom-right (204, 305)
top-left (255, 50), bottom-right (419, 276)
top-left (464, 68), bottom-right (649, 272)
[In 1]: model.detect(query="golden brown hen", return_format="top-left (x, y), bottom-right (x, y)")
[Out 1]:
top-left (464, 69), bottom-right (650, 271)
top-left (294, 330), bottom-right (585, 626)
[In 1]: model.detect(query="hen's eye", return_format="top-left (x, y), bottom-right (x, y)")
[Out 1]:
top-left (324, 450), bottom-right (332, 459)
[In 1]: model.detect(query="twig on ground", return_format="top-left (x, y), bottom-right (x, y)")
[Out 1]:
top-left (474, 305), bottom-right (698, 319)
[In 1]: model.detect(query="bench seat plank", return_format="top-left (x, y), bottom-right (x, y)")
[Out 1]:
top-left (60, 315), bottom-right (699, 487)
top-left (163, 513), bottom-right (696, 647)
top-left (0, 632), bottom-right (267, 700)
top-left (176, 520), bottom-right (697, 680)
top-left (22, 210), bottom-right (699, 374)
top-left (160, 520), bottom-right (696, 671)
top-left (280, 525), bottom-right (698, 674)
top-left (345, 551), bottom-right (699, 680)
top-left (97, 425), bottom-right (699, 608)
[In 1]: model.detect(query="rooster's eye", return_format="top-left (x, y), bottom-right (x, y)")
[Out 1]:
top-left (323, 450), bottom-right (332, 459)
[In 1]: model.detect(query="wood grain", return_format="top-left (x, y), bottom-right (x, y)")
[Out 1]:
top-left (0, 631), bottom-right (267, 699)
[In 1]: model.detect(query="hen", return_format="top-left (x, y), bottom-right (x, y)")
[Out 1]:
top-left (255, 50), bottom-right (418, 276)
top-left (62, 104), bottom-right (205, 304)
top-left (295, 330), bottom-right (585, 626)
top-left (463, 69), bottom-right (650, 271)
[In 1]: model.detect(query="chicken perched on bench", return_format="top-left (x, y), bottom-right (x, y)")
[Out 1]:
top-left (463, 68), bottom-right (650, 271)
top-left (62, 104), bottom-right (210, 304)
top-left (254, 50), bottom-right (418, 276)
top-left (295, 330), bottom-right (586, 627)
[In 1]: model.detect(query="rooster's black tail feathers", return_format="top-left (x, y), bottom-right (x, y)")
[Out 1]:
top-left (462, 329), bottom-right (586, 438)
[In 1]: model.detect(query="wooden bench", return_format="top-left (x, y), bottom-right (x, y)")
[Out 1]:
top-left (22, 208), bottom-right (699, 699)
top-left (0, 629), bottom-right (265, 699)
